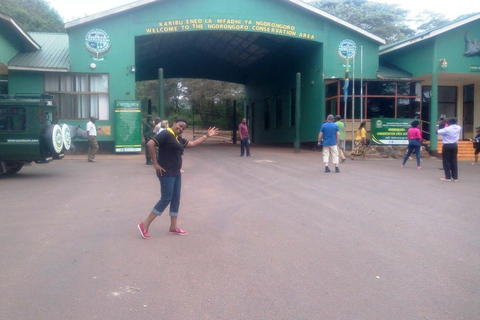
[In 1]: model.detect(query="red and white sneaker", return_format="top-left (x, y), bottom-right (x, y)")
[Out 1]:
top-left (169, 228), bottom-right (187, 236)
top-left (138, 223), bottom-right (151, 239)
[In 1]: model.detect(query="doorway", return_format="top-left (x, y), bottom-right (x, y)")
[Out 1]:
top-left (463, 84), bottom-right (474, 140)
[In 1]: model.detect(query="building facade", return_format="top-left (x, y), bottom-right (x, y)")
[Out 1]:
top-left (1, 1), bottom-right (479, 152)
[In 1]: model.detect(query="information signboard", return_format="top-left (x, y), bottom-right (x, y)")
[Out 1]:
top-left (115, 100), bottom-right (142, 153)
top-left (370, 118), bottom-right (415, 145)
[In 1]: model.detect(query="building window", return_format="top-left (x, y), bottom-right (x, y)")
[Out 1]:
top-left (326, 80), bottom-right (421, 120)
top-left (45, 74), bottom-right (109, 120)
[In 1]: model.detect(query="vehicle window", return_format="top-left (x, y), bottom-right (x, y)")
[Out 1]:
top-left (0, 108), bottom-right (8, 130)
top-left (0, 107), bottom-right (26, 131)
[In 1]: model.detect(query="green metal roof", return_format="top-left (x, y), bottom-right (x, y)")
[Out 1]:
top-left (377, 63), bottom-right (413, 80)
top-left (8, 33), bottom-right (69, 72)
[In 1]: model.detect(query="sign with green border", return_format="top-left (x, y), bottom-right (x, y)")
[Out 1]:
top-left (115, 100), bottom-right (142, 153)
top-left (371, 118), bottom-right (415, 145)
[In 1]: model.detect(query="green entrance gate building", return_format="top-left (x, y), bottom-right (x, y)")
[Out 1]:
top-left (2, 1), bottom-right (480, 152)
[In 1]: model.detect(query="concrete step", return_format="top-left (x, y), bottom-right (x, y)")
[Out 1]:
top-left (436, 141), bottom-right (476, 161)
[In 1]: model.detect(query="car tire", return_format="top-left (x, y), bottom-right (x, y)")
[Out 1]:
top-left (61, 124), bottom-right (72, 151)
top-left (45, 124), bottom-right (64, 154)
top-left (6, 163), bottom-right (24, 174)
top-left (0, 162), bottom-right (24, 174)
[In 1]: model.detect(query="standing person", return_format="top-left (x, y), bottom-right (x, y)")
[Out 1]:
top-left (334, 115), bottom-right (346, 163)
top-left (437, 117), bottom-right (461, 181)
top-left (153, 117), bottom-right (162, 134)
top-left (86, 116), bottom-right (99, 162)
top-left (351, 121), bottom-right (367, 160)
top-left (470, 126), bottom-right (480, 165)
top-left (143, 115), bottom-right (155, 165)
top-left (401, 120), bottom-right (423, 169)
top-left (137, 118), bottom-right (219, 239)
top-left (318, 114), bottom-right (340, 173)
top-left (239, 117), bottom-right (252, 157)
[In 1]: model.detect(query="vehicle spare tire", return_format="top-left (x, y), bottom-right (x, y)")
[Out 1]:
top-left (61, 124), bottom-right (71, 151)
top-left (45, 124), bottom-right (64, 154)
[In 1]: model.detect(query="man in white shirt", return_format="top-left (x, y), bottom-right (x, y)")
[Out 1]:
top-left (86, 116), bottom-right (99, 162)
top-left (437, 117), bottom-right (461, 181)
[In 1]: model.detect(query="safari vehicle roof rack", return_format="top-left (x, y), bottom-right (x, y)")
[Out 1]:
top-left (0, 93), bottom-right (54, 100)
top-left (14, 93), bottom-right (54, 100)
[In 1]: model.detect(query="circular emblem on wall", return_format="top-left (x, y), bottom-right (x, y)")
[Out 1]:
top-left (338, 39), bottom-right (357, 61)
top-left (85, 29), bottom-right (111, 61)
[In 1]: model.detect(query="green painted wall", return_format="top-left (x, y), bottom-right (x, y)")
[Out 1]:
top-left (8, 71), bottom-right (44, 94)
top-left (63, 0), bottom-right (382, 144)
top-left (0, 32), bottom-right (19, 64)
top-left (382, 19), bottom-right (480, 76)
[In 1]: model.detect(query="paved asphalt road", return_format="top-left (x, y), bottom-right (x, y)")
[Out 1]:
top-left (1, 143), bottom-right (479, 320)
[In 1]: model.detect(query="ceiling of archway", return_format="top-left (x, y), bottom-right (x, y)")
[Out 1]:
top-left (134, 31), bottom-right (315, 84)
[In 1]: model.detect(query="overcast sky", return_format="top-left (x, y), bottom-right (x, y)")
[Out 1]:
top-left (48, 0), bottom-right (479, 23)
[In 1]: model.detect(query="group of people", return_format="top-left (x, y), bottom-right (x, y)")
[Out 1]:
top-left (318, 114), bottom-right (368, 173)
top-left (136, 113), bottom-right (477, 240)
top-left (401, 116), bottom-right (473, 182)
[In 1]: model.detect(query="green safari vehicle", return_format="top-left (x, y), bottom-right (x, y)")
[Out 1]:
top-left (0, 93), bottom-right (71, 174)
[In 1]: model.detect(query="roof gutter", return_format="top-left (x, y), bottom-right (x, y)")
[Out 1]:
top-left (0, 12), bottom-right (40, 50)
top-left (64, 0), bottom-right (386, 44)
top-left (8, 66), bottom-right (69, 73)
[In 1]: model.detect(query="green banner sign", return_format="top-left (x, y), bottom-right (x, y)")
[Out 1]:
top-left (371, 118), bottom-right (415, 145)
top-left (115, 100), bottom-right (142, 153)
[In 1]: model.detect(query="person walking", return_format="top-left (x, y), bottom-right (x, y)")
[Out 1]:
top-left (401, 120), bottom-right (423, 169)
top-left (137, 118), bottom-right (219, 239)
top-left (239, 117), bottom-right (251, 157)
top-left (86, 116), bottom-right (99, 162)
top-left (351, 121), bottom-right (367, 160)
top-left (143, 115), bottom-right (155, 165)
top-left (334, 115), bottom-right (346, 163)
top-left (437, 117), bottom-right (461, 181)
top-left (318, 114), bottom-right (340, 173)
top-left (470, 126), bottom-right (480, 165)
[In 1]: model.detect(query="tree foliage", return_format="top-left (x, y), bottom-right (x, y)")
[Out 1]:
top-left (0, 0), bottom-right (64, 32)
top-left (412, 11), bottom-right (450, 34)
top-left (136, 79), bottom-right (245, 130)
top-left (310, 0), bottom-right (415, 42)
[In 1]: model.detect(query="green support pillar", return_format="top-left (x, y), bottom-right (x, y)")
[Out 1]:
top-left (294, 72), bottom-right (301, 153)
top-left (158, 68), bottom-right (165, 119)
top-left (233, 100), bottom-right (237, 144)
top-left (429, 41), bottom-right (439, 152)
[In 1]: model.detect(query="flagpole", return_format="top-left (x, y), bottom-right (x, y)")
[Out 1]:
top-left (352, 53), bottom-right (355, 145)
top-left (343, 57), bottom-right (349, 139)
top-left (360, 46), bottom-right (364, 122)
